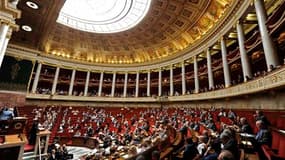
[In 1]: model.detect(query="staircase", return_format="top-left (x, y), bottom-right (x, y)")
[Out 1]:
top-left (48, 108), bottom-right (64, 144)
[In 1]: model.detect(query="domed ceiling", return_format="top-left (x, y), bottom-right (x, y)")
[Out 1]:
top-left (11, 0), bottom-right (232, 65)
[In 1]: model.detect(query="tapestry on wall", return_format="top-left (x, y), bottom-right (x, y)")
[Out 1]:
top-left (0, 56), bottom-right (33, 91)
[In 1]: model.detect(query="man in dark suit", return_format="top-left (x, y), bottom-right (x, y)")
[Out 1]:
top-left (87, 124), bottom-right (94, 137)
top-left (48, 149), bottom-right (56, 160)
top-left (220, 132), bottom-right (239, 159)
top-left (183, 138), bottom-right (199, 160)
top-left (240, 117), bottom-right (253, 134)
top-left (254, 110), bottom-right (270, 126)
top-left (255, 120), bottom-right (272, 146)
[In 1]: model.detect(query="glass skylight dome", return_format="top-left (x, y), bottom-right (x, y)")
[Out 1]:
top-left (57, 0), bottom-right (152, 33)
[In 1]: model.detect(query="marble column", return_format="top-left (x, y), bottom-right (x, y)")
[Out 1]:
top-left (194, 55), bottom-right (199, 93)
top-left (254, 0), bottom-right (279, 70)
top-left (0, 0), bottom-right (21, 68)
top-left (123, 72), bottom-right (128, 97)
top-left (68, 69), bottom-right (76, 96)
top-left (111, 72), bottom-right (116, 97)
top-left (170, 65), bottom-right (174, 96)
top-left (158, 68), bottom-right (162, 96)
top-left (147, 71), bottom-right (151, 97)
top-left (181, 62), bottom-right (186, 95)
top-left (236, 21), bottom-right (252, 81)
top-left (221, 37), bottom-right (231, 87)
top-left (84, 71), bottom-right (90, 96)
top-left (207, 48), bottom-right (214, 89)
top-left (51, 67), bottom-right (60, 95)
top-left (98, 72), bottom-right (104, 96)
top-left (135, 72), bottom-right (139, 97)
top-left (0, 23), bottom-right (9, 68)
top-left (31, 62), bottom-right (42, 93)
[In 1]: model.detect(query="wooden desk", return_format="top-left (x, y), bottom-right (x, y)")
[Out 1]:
top-left (59, 136), bottom-right (98, 149)
top-left (0, 134), bottom-right (26, 160)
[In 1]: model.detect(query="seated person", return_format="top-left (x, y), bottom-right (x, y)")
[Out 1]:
top-left (206, 119), bottom-right (217, 132)
top-left (152, 150), bottom-right (160, 160)
top-left (218, 150), bottom-right (235, 160)
top-left (239, 117), bottom-right (253, 134)
top-left (183, 138), bottom-right (200, 160)
top-left (0, 107), bottom-right (14, 120)
top-left (254, 110), bottom-right (270, 126)
top-left (255, 120), bottom-right (272, 146)
top-left (202, 140), bottom-right (221, 160)
top-left (220, 131), bottom-right (239, 158)
top-left (197, 136), bottom-right (208, 156)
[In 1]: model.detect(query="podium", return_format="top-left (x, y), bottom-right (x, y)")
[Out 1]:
top-left (34, 130), bottom-right (51, 158)
top-left (0, 117), bottom-right (27, 160)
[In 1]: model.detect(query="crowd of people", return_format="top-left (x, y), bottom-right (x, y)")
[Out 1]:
top-left (27, 106), bottom-right (273, 160)
top-left (47, 143), bottom-right (70, 160)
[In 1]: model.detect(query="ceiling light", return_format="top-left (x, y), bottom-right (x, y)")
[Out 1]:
top-left (21, 25), bottom-right (32, 32)
top-left (57, 0), bottom-right (152, 33)
top-left (26, 1), bottom-right (39, 9)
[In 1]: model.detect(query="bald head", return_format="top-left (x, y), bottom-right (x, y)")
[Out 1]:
top-left (218, 150), bottom-right (235, 160)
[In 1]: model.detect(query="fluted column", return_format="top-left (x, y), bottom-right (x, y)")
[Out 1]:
top-left (147, 71), bottom-right (151, 97)
top-left (0, 23), bottom-right (9, 68)
top-left (170, 65), bottom-right (174, 96)
top-left (8, 0), bottom-right (20, 8)
top-left (207, 48), bottom-right (214, 89)
top-left (68, 69), bottom-right (76, 96)
top-left (84, 71), bottom-right (90, 96)
top-left (194, 55), bottom-right (199, 93)
top-left (158, 68), bottom-right (162, 96)
top-left (0, 1), bottom-right (21, 68)
top-left (123, 72), bottom-right (128, 97)
top-left (135, 72), bottom-right (139, 97)
top-left (31, 62), bottom-right (42, 93)
top-left (181, 62), bottom-right (186, 95)
top-left (111, 72), bottom-right (116, 97)
top-left (254, 0), bottom-right (279, 70)
top-left (51, 67), bottom-right (60, 95)
top-left (98, 72), bottom-right (104, 96)
top-left (236, 21), bottom-right (252, 81)
top-left (221, 37), bottom-right (231, 87)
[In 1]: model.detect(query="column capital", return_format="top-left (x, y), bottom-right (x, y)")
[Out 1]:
top-left (6, 27), bottom-right (12, 39)
top-left (0, 0), bottom-right (21, 32)
top-left (0, 19), bottom-right (19, 31)
top-left (0, 0), bottom-right (21, 18)
top-left (31, 59), bottom-right (36, 64)
top-left (220, 35), bottom-right (226, 41)
top-left (236, 19), bottom-right (243, 25)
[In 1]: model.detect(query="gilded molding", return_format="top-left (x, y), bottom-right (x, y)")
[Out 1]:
top-left (26, 67), bottom-right (285, 102)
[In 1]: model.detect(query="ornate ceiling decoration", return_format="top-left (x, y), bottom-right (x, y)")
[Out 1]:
top-left (11, 0), bottom-right (233, 65)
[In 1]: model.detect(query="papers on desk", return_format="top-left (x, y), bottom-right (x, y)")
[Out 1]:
top-left (122, 154), bottom-right (130, 159)
top-left (240, 133), bottom-right (255, 138)
top-left (241, 140), bottom-right (252, 146)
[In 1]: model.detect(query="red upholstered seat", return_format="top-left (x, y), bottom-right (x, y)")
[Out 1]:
top-left (277, 117), bottom-right (285, 130)
top-left (272, 130), bottom-right (281, 150)
top-left (278, 136), bottom-right (285, 158)
top-left (262, 130), bottom-right (285, 160)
